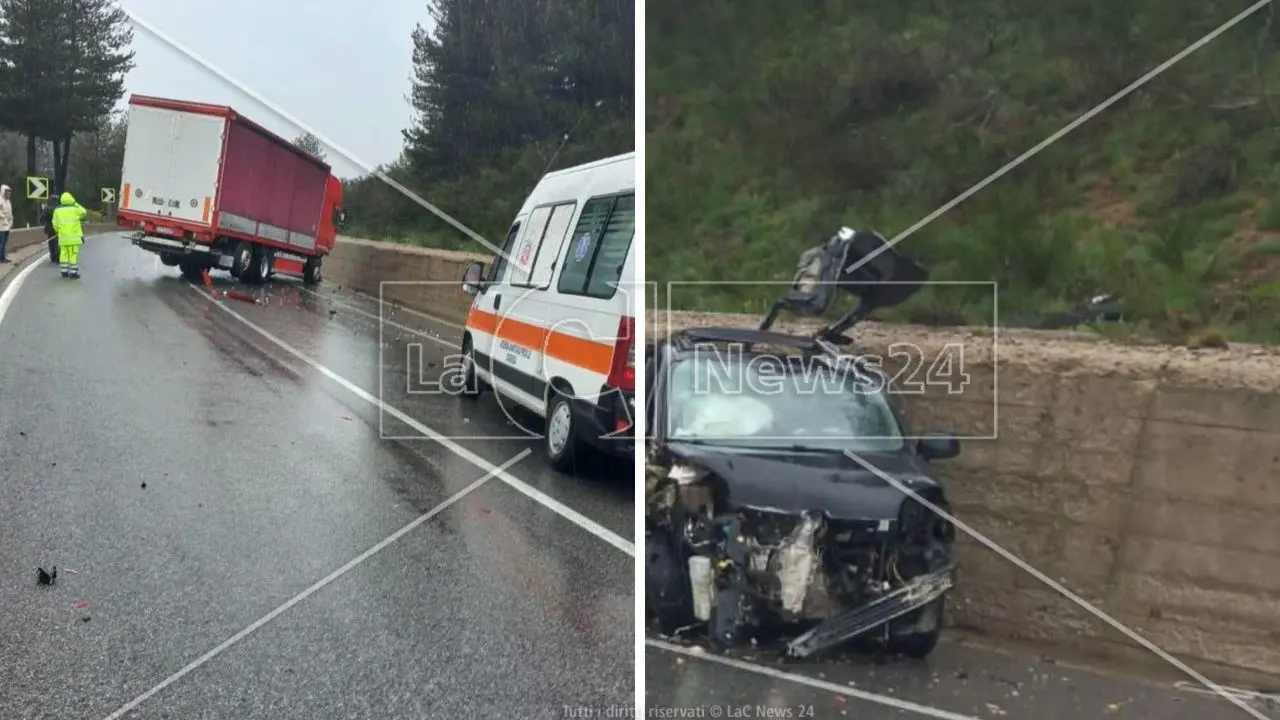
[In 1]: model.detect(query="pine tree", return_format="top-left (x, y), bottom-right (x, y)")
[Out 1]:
top-left (293, 132), bottom-right (327, 161)
top-left (402, 0), bottom-right (633, 185)
top-left (43, 0), bottom-right (134, 193)
top-left (0, 0), bottom-right (61, 175)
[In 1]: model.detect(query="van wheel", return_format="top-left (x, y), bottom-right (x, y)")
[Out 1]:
top-left (303, 257), bottom-right (322, 285)
top-left (544, 390), bottom-right (581, 472)
top-left (460, 338), bottom-right (484, 398)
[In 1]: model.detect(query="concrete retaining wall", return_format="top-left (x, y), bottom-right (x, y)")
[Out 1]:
top-left (324, 235), bottom-right (1280, 684)
top-left (325, 236), bottom-right (488, 326)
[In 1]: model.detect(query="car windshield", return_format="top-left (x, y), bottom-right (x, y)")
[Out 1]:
top-left (664, 352), bottom-right (906, 452)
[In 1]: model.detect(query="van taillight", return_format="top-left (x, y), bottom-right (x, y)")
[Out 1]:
top-left (607, 316), bottom-right (635, 391)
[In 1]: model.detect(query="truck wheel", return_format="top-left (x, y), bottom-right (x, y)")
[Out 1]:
top-left (178, 259), bottom-right (204, 281)
top-left (544, 389), bottom-right (583, 472)
top-left (160, 252), bottom-right (180, 267)
top-left (303, 256), bottom-right (322, 285)
top-left (231, 242), bottom-right (253, 279)
top-left (242, 246), bottom-right (270, 285)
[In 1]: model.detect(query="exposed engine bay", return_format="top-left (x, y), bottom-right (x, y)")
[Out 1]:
top-left (645, 446), bottom-right (956, 659)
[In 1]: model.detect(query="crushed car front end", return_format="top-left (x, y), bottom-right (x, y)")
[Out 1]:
top-left (646, 443), bottom-right (957, 659)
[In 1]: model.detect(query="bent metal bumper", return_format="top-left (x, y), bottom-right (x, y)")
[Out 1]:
top-left (785, 564), bottom-right (956, 658)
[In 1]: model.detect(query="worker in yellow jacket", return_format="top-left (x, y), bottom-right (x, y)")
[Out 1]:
top-left (51, 191), bottom-right (87, 278)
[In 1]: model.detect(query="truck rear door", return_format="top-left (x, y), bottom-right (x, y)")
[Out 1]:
top-left (121, 104), bottom-right (224, 227)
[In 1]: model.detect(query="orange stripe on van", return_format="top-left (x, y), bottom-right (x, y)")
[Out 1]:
top-left (202, 196), bottom-right (211, 222)
top-left (466, 308), bottom-right (615, 376)
top-left (121, 184), bottom-right (131, 209)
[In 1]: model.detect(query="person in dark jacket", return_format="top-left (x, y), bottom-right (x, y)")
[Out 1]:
top-left (41, 201), bottom-right (57, 263)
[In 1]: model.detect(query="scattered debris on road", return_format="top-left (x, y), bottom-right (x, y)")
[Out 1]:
top-left (223, 290), bottom-right (261, 305)
top-left (36, 567), bottom-right (56, 585)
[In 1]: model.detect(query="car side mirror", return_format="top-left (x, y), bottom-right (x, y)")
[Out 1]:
top-left (461, 260), bottom-right (486, 295)
top-left (918, 432), bottom-right (960, 461)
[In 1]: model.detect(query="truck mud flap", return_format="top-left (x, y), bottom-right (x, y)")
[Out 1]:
top-left (785, 565), bottom-right (955, 658)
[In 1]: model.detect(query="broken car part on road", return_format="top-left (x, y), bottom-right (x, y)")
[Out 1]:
top-left (645, 229), bottom-right (962, 659)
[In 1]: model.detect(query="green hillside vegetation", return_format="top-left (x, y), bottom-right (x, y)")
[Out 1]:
top-left (647, 0), bottom-right (1280, 343)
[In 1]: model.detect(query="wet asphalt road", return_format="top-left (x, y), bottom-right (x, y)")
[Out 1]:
top-left (646, 633), bottom-right (1280, 719)
top-left (0, 235), bottom-right (634, 720)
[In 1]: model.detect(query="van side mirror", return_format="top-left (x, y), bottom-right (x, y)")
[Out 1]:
top-left (917, 432), bottom-right (960, 461)
top-left (334, 207), bottom-right (348, 228)
top-left (461, 260), bottom-right (486, 295)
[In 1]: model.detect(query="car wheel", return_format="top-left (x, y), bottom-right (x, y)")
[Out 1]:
top-left (544, 390), bottom-right (580, 472)
top-left (887, 597), bottom-right (945, 659)
top-left (646, 528), bottom-right (697, 636)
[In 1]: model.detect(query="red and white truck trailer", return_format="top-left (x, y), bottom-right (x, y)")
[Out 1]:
top-left (116, 94), bottom-right (346, 285)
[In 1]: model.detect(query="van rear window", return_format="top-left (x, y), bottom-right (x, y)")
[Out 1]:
top-left (558, 193), bottom-right (634, 299)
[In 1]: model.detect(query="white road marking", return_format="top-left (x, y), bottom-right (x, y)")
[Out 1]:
top-left (647, 639), bottom-right (983, 720)
top-left (0, 253), bottom-right (46, 327)
top-left (299, 288), bottom-right (462, 350)
top-left (0, 233), bottom-right (114, 326)
top-left (187, 283), bottom-right (634, 556)
top-left (101, 451), bottom-right (530, 720)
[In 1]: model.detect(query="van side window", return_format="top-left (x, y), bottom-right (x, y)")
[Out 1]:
top-left (557, 192), bottom-right (635, 299)
top-left (488, 221), bottom-right (521, 283)
top-left (511, 201), bottom-right (576, 290)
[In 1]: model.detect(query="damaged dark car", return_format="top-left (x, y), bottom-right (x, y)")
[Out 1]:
top-left (644, 227), bottom-right (963, 660)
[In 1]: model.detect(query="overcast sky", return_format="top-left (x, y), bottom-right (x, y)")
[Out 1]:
top-left (119, 0), bottom-right (429, 178)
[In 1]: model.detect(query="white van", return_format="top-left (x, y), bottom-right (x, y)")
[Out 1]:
top-left (459, 152), bottom-right (636, 471)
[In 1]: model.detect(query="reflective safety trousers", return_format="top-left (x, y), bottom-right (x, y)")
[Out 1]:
top-left (59, 243), bottom-right (81, 275)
